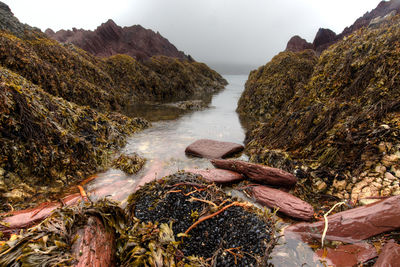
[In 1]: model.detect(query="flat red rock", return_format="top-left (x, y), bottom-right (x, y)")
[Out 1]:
top-left (374, 240), bottom-right (400, 267)
top-left (285, 195), bottom-right (400, 243)
top-left (251, 185), bottom-right (314, 221)
top-left (211, 159), bottom-right (297, 186)
top-left (315, 243), bottom-right (377, 266)
top-left (185, 169), bottom-right (244, 183)
top-left (185, 139), bottom-right (244, 159)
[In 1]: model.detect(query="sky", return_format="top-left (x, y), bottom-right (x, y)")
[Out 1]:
top-left (3, 0), bottom-right (383, 72)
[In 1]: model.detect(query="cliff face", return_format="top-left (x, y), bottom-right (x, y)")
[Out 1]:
top-left (46, 19), bottom-right (188, 61)
top-left (286, 0), bottom-right (400, 54)
top-left (239, 15), bottom-right (400, 198)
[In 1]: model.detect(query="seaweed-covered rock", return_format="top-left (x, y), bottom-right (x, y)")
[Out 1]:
top-left (0, 67), bottom-right (148, 211)
top-left (126, 172), bottom-right (277, 266)
top-left (237, 50), bottom-right (317, 124)
top-left (242, 15), bottom-right (400, 193)
top-left (112, 153), bottom-right (146, 175)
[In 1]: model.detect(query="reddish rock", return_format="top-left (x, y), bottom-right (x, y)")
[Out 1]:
top-left (46, 19), bottom-right (187, 61)
top-left (251, 185), bottom-right (314, 221)
top-left (312, 28), bottom-right (337, 53)
top-left (185, 169), bottom-right (244, 183)
top-left (211, 159), bottom-right (297, 186)
top-left (374, 240), bottom-right (400, 267)
top-left (285, 195), bottom-right (400, 243)
top-left (72, 216), bottom-right (115, 267)
top-left (185, 139), bottom-right (244, 159)
top-left (315, 243), bottom-right (377, 266)
top-left (285, 35), bottom-right (313, 52)
top-left (0, 193), bottom-right (82, 236)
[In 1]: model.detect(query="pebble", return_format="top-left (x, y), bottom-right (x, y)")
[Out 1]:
top-left (375, 164), bottom-right (386, 174)
top-left (359, 199), bottom-right (380, 206)
top-left (384, 172), bottom-right (396, 181)
top-left (333, 179), bottom-right (347, 191)
top-left (315, 180), bottom-right (327, 191)
top-left (382, 154), bottom-right (400, 167)
top-left (0, 167), bottom-right (5, 177)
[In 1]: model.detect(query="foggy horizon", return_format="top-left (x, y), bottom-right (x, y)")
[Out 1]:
top-left (3, 0), bottom-right (383, 72)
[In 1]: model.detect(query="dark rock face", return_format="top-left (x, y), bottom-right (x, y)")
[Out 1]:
top-left (250, 185), bottom-right (314, 220)
top-left (285, 0), bottom-right (400, 54)
top-left (374, 240), bottom-right (400, 267)
top-left (185, 169), bottom-right (244, 183)
top-left (285, 195), bottom-right (400, 243)
top-left (315, 243), bottom-right (377, 266)
top-left (0, 1), bottom-right (39, 38)
top-left (211, 159), bottom-right (297, 186)
top-left (285, 35), bottom-right (313, 52)
top-left (46, 19), bottom-right (188, 61)
top-left (312, 28), bottom-right (337, 53)
top-left (185, 139), bottom-right (244, 159)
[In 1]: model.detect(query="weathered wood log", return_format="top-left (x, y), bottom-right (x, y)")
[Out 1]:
top-left (250, 185), bottom-right (314, 221)
top-left (212, 159), bottom-right (297, 186)
top-left (185, 169), bottom-right (244, 183)
top-left (185, 139), bottom-right (243, 159)
top-left (285, 195), bottom-right (400, 243)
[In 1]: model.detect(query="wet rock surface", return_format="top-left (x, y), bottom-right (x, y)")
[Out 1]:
top-left (285, 195), bottom-right (400, 243)
top-left (127, 173), bottom-right (277, 266)
top-left (185, 139), bottom-right (244, 159)
top-left (374, 239), bottom-right (400, 267)
top-left (212, 159), bottom-right (297, 186)
top-left (249, 185), bottom-right (314, 220)
top-left (315, 243), bottom-right (378, 266)
top-left (185, 168), bottom-right (244, 183)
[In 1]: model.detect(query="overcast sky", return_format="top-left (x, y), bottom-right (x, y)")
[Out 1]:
top-left (3, 0), bottom-right (383, 68)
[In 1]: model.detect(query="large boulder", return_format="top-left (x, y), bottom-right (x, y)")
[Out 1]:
top-left (185, 139), bottom-right (244, 159)
top-left (285, 195), bottom-right (400, 243)
top-left (312, 28), bottom-right (337, 53)
top-left (211, 159), bottom-right (297, 186)
top-left (185, 169), bottom-right (244, 183)
top-left (250, 185), bottom-right (314, 221)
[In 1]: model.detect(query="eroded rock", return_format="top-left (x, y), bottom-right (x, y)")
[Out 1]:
top-left (185, 168), bottom-right (244, 183)
top-left (250, 185), bottom-right (314, 221)
top-left (185, 139), bottom-right (244, 159)
top-left (211, 159), bottom-right (297, 186)
top-left (285, 195), bottom-right (400, 243)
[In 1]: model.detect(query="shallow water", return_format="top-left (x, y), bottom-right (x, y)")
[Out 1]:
top-left (84, 75), bottom-right (320, 266)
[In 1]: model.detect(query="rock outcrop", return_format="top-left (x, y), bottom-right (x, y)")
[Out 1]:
top-left (240, 14), bottom-right (400, 199)
top-left (374, 240), bottom-right (400, 267)
top-left (185, 169), bottom-right (244, 183)
top-left (285, 0), bottom-right (400, 54)
top-left (46, 19), bottom-right (188, 61)
top-left (285, 35), bottom-right (313, 52)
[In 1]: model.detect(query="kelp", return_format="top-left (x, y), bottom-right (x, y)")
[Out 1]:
top-left (112, 154), bottom-right (146, 175)
top-left (126, 172), bottom-right (277, 266)
top-left (240, 15), bottom-right (400, 185)
top-left (0, 173), bottom-right (277, 266)
top-left (0, 67), bottom-right (148, 212)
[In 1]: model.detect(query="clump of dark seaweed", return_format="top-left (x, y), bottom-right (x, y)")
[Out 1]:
top-left (112, 153), bottom-right (146, 175)
top-left (126, 172), bottom-right (277, 266)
